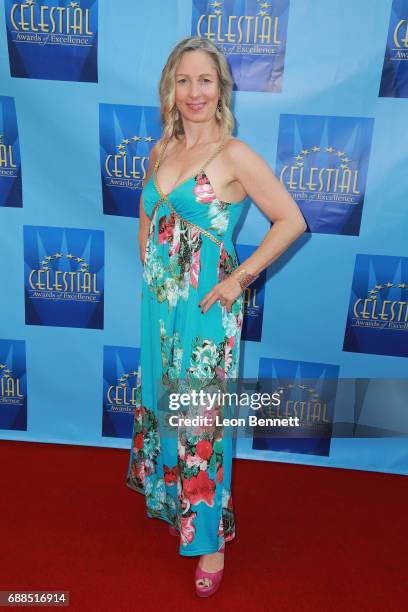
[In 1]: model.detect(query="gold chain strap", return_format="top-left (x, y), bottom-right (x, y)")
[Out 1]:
top-left (155, 135), bottom-right (230, 175)
top-left (150, 135), bottom-right (233, 248)
top-left (154, 138), bottom-right (169, 171)
top-left (152, 171), bottom-right (222, 247)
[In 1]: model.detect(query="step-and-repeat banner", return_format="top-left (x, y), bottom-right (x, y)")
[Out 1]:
top-left (1, 0), bottom-right (407, 475)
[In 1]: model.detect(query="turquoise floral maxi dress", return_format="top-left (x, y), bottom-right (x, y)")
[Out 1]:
top-left (126, 136), bottom-right (250, 556)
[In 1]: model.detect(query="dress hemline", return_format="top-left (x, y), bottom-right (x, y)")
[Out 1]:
top-left (126, 478), bottom-right (236, 557)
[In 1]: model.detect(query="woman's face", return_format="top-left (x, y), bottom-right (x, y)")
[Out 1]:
top-left (174, 49), bottom-right (220, 126)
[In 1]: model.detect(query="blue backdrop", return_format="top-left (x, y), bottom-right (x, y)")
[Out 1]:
top-left (1, 0), bottom-right (407, 475)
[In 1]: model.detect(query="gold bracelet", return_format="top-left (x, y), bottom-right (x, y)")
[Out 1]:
top-left (233, 268), bottom-right (260, 290)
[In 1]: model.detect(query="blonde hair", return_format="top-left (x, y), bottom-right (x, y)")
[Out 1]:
top-left (158, 36), bottom-right (235, 143)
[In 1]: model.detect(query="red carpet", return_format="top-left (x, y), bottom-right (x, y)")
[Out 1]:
top-left (0, 440), bottom-right (406, 611)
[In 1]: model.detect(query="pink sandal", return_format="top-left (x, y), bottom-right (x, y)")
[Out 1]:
top-left (195, 545), bottom-right (225, 597)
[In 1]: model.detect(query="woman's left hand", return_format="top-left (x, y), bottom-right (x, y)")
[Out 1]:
top-left (198, 274), bottom-right (243, 314)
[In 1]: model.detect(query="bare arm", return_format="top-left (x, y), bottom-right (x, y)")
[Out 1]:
top-left (227, 139), bottom-right (307, 279)
top-left (199, 139), bottom-right (307, 314)
top-left (138, 140), bottom-right (161, 263)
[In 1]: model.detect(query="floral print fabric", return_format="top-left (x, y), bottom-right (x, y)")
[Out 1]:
top-left (126, 142), bottom-right (249, 556)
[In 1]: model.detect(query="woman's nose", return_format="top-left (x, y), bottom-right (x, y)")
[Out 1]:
top-left (189, 80), bottom-right (200, 97)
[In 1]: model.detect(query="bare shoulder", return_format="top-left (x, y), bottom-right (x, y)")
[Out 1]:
top-left (224, 137), bottom-right (259, 163)
top-left (223, 137), bottom-right (266, 178)
top-left (146, 139), bottom-right (164, 173)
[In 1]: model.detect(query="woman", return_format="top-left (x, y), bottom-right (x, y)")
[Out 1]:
top-left (126, 35), bottom-right (306, 597)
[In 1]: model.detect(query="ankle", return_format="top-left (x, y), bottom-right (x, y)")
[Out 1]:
top-left (198, 550), bottom-right (225, 571)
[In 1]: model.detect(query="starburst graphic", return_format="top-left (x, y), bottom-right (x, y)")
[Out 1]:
top-left (366, 282), bottom-right (408, 300)
top-left (293, 146), bottom-right (355, 170)
top-left (115, 135), bottom-right (156, 158)
top-left (274, 383), bottom-right (321, 401)
top-left (39, 253), bottom-right (90, 273)
top-left (210, 0), bottom-right (223, 15)
top-left (257, 0), bottom-right (271, 16)
top-left (118, 367), bottom-right (140, 388)
top-left (0, 363), bottom-right (14, 380)
top-left (209, 0), bottom-right (273, 19)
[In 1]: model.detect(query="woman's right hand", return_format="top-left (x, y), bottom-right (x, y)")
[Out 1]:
top-left (139, 236), bottom-right (147, 264)
top-left (137, 140), bottom-right (161, 265)
top-left (138, 224), bottom-right (149, 263)
top-left (138, 198), bottom-right (151, 265)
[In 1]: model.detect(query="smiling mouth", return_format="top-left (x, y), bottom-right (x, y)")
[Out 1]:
top-left (187, 103), bottom-right (206, 111)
